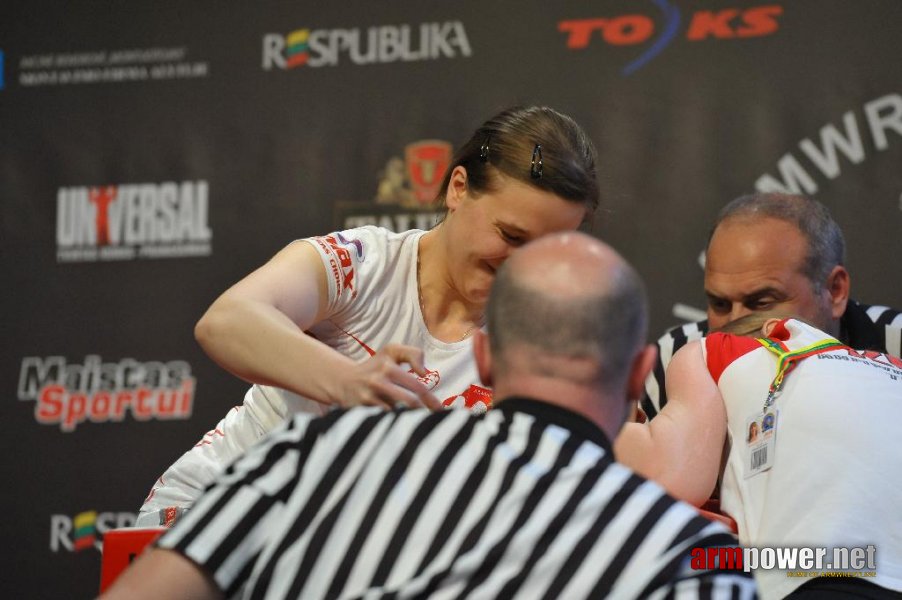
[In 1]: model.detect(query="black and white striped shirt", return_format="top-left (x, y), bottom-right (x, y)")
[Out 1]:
top-left (157, 398), bottom-right (754, 599)
top-left (642, 300), bottom-right (902, 419)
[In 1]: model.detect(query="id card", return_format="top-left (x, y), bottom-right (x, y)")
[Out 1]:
top-left (744, 409), bottom-right (777, 478)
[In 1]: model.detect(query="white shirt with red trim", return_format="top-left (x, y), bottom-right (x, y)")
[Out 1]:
top-left (703, 318), bottom-right (902, 599)
top-left (138, 226), bottom-right (491, 526)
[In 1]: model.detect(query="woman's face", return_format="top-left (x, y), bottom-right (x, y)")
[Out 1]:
top-left (442, 167), bottom-right (588, 305)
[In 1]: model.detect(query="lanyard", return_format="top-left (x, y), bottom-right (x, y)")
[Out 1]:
top-left (756, 335), bottom-right (845, 413)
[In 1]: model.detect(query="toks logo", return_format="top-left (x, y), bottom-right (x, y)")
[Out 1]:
top-left (263, 21), bottom-right (471, 70)
top-left (18, 355), bottom-right (195, 432)
top-left (559, 2), bottom-right (783, 75)
top-left (50, 510), bottom-right (136, 553)
top-left (56, 180), bottom-right (211, 262)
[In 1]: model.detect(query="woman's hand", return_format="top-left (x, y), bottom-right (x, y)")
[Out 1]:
top-left (327, 344), bottom-right (442, 410)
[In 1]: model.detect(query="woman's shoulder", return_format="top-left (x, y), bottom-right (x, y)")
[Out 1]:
top-left (331, 225), bottom-right (424, 247)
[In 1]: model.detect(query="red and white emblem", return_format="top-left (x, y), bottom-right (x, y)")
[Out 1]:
top-left (405, 140), bottom-right (452, 205)
top-left (444, 384), bottom-right (493, 414)
top-left (409, 367), bottom-right (440, 390)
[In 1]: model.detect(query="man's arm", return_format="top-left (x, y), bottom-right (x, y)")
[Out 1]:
top-left (100, 547), bottom-right (222, 600)
top-left (616, 340), bottom-right (726, 506)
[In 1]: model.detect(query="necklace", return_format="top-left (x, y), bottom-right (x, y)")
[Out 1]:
top-left (416, 250), bottom-right (483, 343)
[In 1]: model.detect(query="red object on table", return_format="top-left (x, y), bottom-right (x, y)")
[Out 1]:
top-left (697, 499), bottom-right (738, 533)
top-left (99, 527), bottom-right (166, 593)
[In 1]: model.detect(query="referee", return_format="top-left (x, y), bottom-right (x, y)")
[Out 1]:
top-left (104, 232), bottom-right (755, 599)
top-left (642, 192), bottom-right (902, 420)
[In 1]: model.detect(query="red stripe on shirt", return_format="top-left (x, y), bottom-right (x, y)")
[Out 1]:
top-left (705, 333), bottom-right (762, 384)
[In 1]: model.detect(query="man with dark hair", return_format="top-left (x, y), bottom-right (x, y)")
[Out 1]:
top-left (642, 192), bottom-right (902, 419)
top-left (104, 232), bottom-right (754, 599)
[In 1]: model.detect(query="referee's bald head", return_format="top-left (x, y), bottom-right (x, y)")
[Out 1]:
top-left (485, 231), bottom-right (648, 394)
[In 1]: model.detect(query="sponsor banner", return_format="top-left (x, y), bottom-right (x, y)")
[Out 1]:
top-left (336, 139), bottom-right (448, 231)
top-left (755, 93), bottom-right (902, 196)
top-left (339, 206), bottom-right (443, 233)
top-left (17, 47), bottom-right (208, 87)
top-left (56, 180), bottom-right (212, 262)
top-left (17, 355), bottom-right (196, 431)
top-left (50, 510), bottom-right (137, 553)
top-left (404, 140), bottom-right (452, 205)
top-left (558, 3), bottom-right (783, 75)
top-left (670, 92), bottom-right (902, 322)
top-left (263, 21), bottom-right (471, 70)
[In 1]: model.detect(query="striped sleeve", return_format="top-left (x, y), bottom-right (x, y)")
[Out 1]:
top-left (580, 476), bottom-right (755, 599)
top-left (865, 304), bottom-right (902, 359)
top-left (642, 320), bottom-right (708, 419)
top-left (154, 407), bottom-right (378, 596)
top-left (639, 523), bottom-right (757, 599)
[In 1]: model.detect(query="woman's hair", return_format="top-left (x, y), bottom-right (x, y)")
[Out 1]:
top-left (436, 106), bottom-right (599, 220)
top-left (711, 311), bottom-right (796, 337)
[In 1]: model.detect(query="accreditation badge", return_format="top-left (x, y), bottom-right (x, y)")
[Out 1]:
top-left (744, 409), bottom-right (777, 478)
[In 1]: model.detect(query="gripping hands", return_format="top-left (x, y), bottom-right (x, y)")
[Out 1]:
top-left (328, 344), bottom-right (442, 411)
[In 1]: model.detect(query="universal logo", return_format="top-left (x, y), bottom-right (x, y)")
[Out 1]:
top-left (56, 180), bottom-right (212, 262)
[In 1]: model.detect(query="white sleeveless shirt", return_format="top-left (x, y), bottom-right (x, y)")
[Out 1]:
top-left (138, 226), bottom-right (491, 525)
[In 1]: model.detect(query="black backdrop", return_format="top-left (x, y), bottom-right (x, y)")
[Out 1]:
top-left (2, 1), bottom-right (901, 597)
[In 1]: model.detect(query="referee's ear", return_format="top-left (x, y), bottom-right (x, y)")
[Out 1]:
top-left (473, 329), bottom-right (493, 387)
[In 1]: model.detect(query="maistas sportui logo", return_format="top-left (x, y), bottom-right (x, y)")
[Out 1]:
top-left (18, 355), bottom-right (196, 431)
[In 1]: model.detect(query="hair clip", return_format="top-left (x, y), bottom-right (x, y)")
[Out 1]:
top-left (530, 144), bottom-right (543, 179)
top-left (479, 136), bottom-right (490, 162)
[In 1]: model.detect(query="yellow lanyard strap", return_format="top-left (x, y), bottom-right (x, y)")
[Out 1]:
top-left (756, 335), bottom-right (845, 409)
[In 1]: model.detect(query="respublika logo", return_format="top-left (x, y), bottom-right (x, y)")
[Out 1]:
top-left (17, 355), bottom-right (195, 432)
top-left (50, 510), bottom-right (136, 552)
top-left (263, 21), bottom-right (471, 70)
top-left (559, 2), bottom-right (783, 75)
top-left (56, 180), bottom-right (211, 262)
